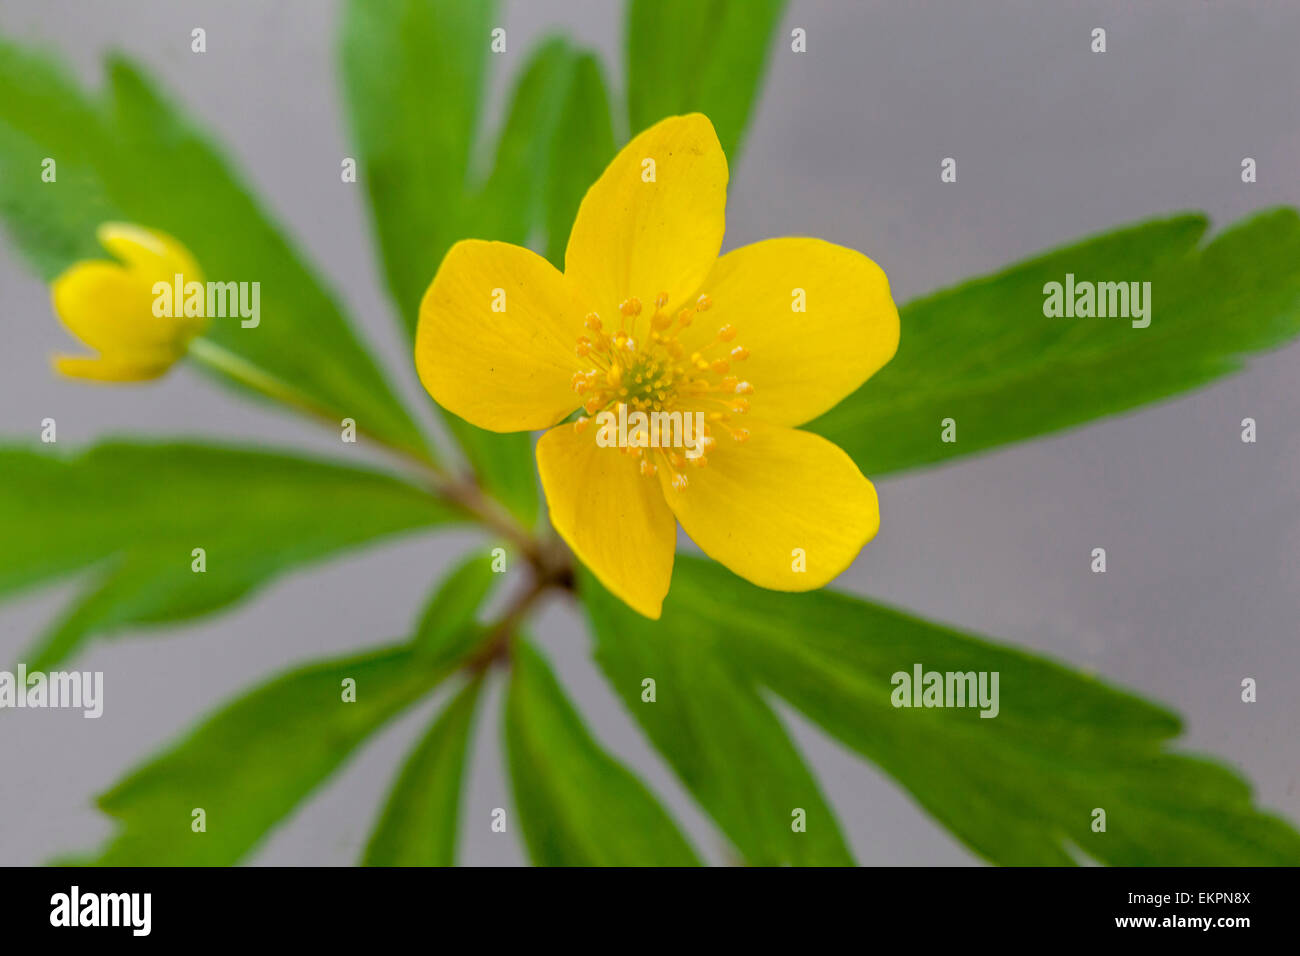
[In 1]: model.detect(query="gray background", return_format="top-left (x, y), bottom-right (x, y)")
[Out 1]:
top-left (1, 0), bottom-right (1298, 866)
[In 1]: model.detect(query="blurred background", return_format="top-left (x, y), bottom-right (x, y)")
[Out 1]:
top-left (1, 0), bottom-right (1298, 865)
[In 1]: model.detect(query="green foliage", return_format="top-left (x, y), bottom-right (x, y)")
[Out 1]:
top-left (0, 442), bottom-right (457, 669)
top-left (362, 677), bottom-right (483, 866)
top-left (505, 639), bottom-right (700, 866)
top-left (813, 210), bottom-right (1300, 476)
top-left (339, 0), bottom-right (615, 525)
top-left (2, 1), bottom-right (1298, 870)
top-left (584, 573), bottom-right (854, 865)
top-left (626, 0), bottom-right (788, 163)
top-left (611, 557), bottom-right (1300, 866)
top-left (0, 39), bottom-right (428, 459)
top-left (84, 570), bottom-right (488, 866)
top-left (412, 552), bottom-right (499, 654)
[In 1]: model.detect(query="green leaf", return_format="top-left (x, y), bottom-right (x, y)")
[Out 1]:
top-left (89, 637), bottom-right (477, 866)
top-left (0, 442), bottom-right (457, 669)
top-left (362, 677), bottom-right (483, 866)
top-left (338, 0), bottom-right (497, 336)
top-left (504, 639), bottom-right (700, 866)
top-left (0, 38), bottom-right (429, 459)
top-left (582, 571), bottom-right (854, 865)
top-left (625, 0), bottom-right (787, 162)
top-left (662, 557), bottom-right (1300, 865)
top-left (412, 552), bottom-right (499, 654)
top-left (341, 3), bottom-right (595, 526)
top-left (538, 52), bottom-right (616, 268)
top-left (812, 209), bottom-right (1300, 476)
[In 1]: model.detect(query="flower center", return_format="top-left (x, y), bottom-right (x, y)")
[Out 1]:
top-left (569, 292), bottom-right (753, 490)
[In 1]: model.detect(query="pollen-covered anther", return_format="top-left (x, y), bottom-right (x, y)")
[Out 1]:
top-left (711, 359), bottom-right (729, 374)
top-left (734, 381), bottom-right (754, 395)
top-left (640, 459), bottom-right (658, 476)
top-left (718, 324), bottom-right (736, 341)
top-left (695, 294), bottom-right (712, 312)
top-left (654, 291), bottom-right (669, 309)
top-left (730, 398), bottom-right (750, 414)
top-left (573, 416), bottom-right (591, 434)
top-left (575, 336), bottom-right (593, 357)
top-left (619, 297), bottom-right (642, 317)
top-left (671, 472), bottom-right (689, 491)
top-left (730, 346), bottom-right (749, 361)
top-left (731, 427), bottom-right (751, 443)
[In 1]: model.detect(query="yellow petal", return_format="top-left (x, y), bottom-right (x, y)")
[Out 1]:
top-left (536, 424), bottom-right (676, 619)
top-left (682, 237), bottom-right (899, 427)
top-left (564, 113), bottom-right (728, 318)
top-left (659, 422), bottom-right (879, 591)
top-left (417, 240), bottom-right (591, 432)
top-left (53, 353), bottom-right (173, 382)
top-left (51, 262), bottom-right (182, 354)
top-left (97, 222), bottom-right (202, 284)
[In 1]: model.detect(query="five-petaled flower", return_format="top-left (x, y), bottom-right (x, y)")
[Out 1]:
top-left (420, 113), bottom-right (900, 618)
top-left (50, 223), bottom-right (206, 382)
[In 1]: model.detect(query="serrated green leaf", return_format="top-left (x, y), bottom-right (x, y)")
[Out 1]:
top-left (812, 209), bottom-right (1300, 476)
top-left (362, 676), bottom-right (483, 866)
top-left (662, 557), bottom-right (1300, 865)
top-left (626, 0), bottom-right (787, 162)
top-left (0, 442), bottom-right (457, 669)
top-left (0, 38), bottom-right (429, 459)
top-left (582, 571), bottom-right (854, 865)
top-left (88, 636), bottom-right (477, 866)
top-left (505, 639), bottom-right (700, 866)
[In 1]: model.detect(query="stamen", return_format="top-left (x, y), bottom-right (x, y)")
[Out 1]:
top-left (568, 291), bottom-right (755, 481)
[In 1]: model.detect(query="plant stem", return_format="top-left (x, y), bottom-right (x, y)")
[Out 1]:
top-left (185, 335), bottom-right (571, 584)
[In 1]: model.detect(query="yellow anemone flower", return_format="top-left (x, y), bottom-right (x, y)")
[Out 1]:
top-left (416, 113), bottom-right (900, 618)
top-left (51, 223), bottom-right (207, 382)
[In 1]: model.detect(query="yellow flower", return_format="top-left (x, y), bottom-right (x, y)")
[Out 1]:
top-left (51, 223), bottom-right (207, 382)
top-left (416, 114), bottom-right (900, 618)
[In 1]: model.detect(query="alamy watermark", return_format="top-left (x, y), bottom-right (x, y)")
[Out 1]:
top-left (0, 665), bottom-right (103, 718)
top-left (153, 273), bottom-right (260, 328)
top-left (891, 663), bottom-right (999, 718)
top-left (1042, 273), bottom-right (1151, 328)
top-left (594, 404), bottom-right (707, 458)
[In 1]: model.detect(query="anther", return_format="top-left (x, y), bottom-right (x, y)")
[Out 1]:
top-left (718, 324), bottom-right (736, 341)
top-left (619, 297), bottom-right (642, 317)
top-left (730, 346), bottom-right (749, 361)
top-left (585, 312), bottom-right (602, 331)
top-left (573, 416), bottom-right (591, 434)
top-left (695, 294), bottom-right (712, 311)
top-left (671, 473), bottom-right (689, 491)
top-left (734, 381), bottom-right (754, 394)
top-left (655, 291), bottom-right (669, 309)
